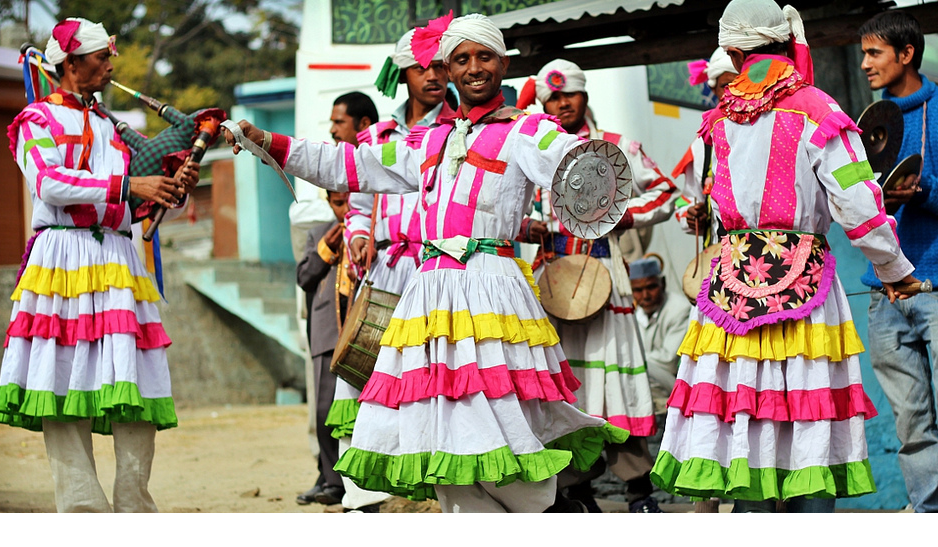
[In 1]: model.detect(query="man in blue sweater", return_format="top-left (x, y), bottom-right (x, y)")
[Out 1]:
top-left (859, 10), bottom-right (938, 513)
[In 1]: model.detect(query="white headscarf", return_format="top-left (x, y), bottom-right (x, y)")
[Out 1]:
top-left (718, 0), bottom-right (804, 51)
top-left (706, 47), bottom-right (738, 88)
top-left (393, 29), bottom-right (441, 68)
top-left (45, 17), bottom-right (114, 66)
top-left (440, 13), bottom-right (507, 63)
top-left (534, 59), bottom-right (587, 104)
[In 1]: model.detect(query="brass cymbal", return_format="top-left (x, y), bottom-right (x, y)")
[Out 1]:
top-left (882, 154), bottom-right (922, 192)
top-left (857, 100), bottom-right (904, 176)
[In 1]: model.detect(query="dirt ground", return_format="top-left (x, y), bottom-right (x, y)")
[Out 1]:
top-left (0, 404), bottom-right (440, 513)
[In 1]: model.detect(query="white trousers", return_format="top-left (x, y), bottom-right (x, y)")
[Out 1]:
top-left (338, 436), bottom-right (391, 510)
top-left (435, 476), bottom-right (557, 513)
top-left (42, 419), bottom-right (158, 513)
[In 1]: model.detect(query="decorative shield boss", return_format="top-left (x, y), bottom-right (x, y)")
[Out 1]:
top-left (551, 139), bottom-right (632, 239)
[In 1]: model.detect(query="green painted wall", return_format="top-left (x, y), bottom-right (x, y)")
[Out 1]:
top-left (232, 105), bottom-right (297, 263)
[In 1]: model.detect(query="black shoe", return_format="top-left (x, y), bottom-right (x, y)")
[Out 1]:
top-left (629, 496), bottom-right (663, 513)
top-left (566, 483), bottom-right (603, 513)
top-left (314, 485), bottom-right (345, 505)
top-left (296, 485), bottom-right (322, 505)
top-left (544, 491), bottom-right (589, 513)
top-left (345, 502), bottom-right (382, 513)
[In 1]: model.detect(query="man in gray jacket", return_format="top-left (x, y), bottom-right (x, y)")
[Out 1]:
top-left (295, 190), bottom-right (351, 505)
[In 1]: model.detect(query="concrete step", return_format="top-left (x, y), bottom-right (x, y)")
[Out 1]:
top-left (263, 297), bottom-right (298, 316)
top-left (182, 264), bottom-right (306, 359)
top-left (211, 260), bottom-right (296, 285)
top-left (237, 281), bottom-right (296, 299)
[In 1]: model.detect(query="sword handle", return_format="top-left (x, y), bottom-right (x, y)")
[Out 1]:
top-left (892, 279), bottom-right (932, 296)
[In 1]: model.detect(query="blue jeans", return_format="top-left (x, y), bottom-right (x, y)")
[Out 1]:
top-left (868, 292), bottom-right (938, 513)
top-left (732, 498), bottom-right (835, 513)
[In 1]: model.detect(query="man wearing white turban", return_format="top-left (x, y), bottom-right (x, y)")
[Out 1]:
top-left (224, 12), bottom-right (629, 513)
top-left (649, 0), bottom-right (919, 514)
top-left (323, 27), bottom-right (456, 513)
top-left (673, 47), bottom-right (740, 242)
top-left (517, 58), bottom-right (678, 513)
top-left (1, 17), bottom-right (199, 512)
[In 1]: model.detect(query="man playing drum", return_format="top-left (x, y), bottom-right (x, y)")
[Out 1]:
top-left (324, 27), bottom-right (456, 513)
top-left (224, 12), bottom-right (631, 513)
top-left (517, 59), bottom-right (677, 513)
top-left (672, 46), bottom-right (739, 245)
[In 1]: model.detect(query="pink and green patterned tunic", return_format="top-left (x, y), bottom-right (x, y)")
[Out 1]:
top-left (1, 91), bottom-right (176, 434)
top-left (650, 55), bottom-right (914, 501)
top-left (265, 94), bottom-right (628, 500)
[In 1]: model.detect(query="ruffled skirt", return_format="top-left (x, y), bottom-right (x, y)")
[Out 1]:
top-left (334, 253), bottom-right (628, 500)
top-left (650, 273), bottom-right (877, 500)
top-left (535, 256), bottom-right (656, 436)
top-left (0, 229), bottom-right (176, 434)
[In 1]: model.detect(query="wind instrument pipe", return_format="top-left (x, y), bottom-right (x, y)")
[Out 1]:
top-left (109, 80), bottom-right (170, 117)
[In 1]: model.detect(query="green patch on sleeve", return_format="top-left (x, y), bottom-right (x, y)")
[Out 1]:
top-left (381, 142), bottom-right (397, 166)
top-left (538, 130), bottom-right (561, 150)
top-left (23, 137), bottom-right (55, 167)
top-left (675, 196), bottom-right (690, 208)
top-left (832, 160), bottom-right (875, 190)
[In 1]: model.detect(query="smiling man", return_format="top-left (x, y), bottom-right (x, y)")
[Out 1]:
top-left (858, 10), bottom-right (938, 513)
top-left (0, 17), bottom-right (199, 512)
top-left (222, 12), bottom-right (629, 513)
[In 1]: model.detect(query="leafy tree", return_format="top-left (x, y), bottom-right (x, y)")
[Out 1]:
top-left (56, 0), bottom-right (300, 136)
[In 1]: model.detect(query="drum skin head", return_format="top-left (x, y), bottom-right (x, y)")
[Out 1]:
top-left (682, 244), bottom-right (722, 305)
top-left (857, 100), bottom-right (904, 176)
top-left (538, 254), bottom-right (612, 323)
top-left (882, 154), bottom-right (922, 192)
top-left (551, 140), bottom-right (632, 239)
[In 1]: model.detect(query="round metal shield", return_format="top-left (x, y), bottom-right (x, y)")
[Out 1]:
top-left (551, 140), bottom-right (632, 239)
top-left (857, 100), bottom-right (904, 175)
top-left (882, 154), bottom-right (922, 192)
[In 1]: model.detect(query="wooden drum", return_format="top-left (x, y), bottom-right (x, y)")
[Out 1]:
top-left (682, 244), bottom-right (722, 305)
top-left (537, 254), bottom-right (612, 324)
top-left (330, 283), bottom-right (401, 391)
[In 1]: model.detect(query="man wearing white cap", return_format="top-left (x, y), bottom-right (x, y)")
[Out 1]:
top-left (629, 256), bottom-right (691, 405)
top-left (517, 58), bottom-right (677, 513)
top-left (224, 11), bottom-right (629, 512)
top-left (1, 17), bottom-right (199, 512)
top-left (673, 47), bottom-right (739, 242)
top-left (649, 0), bottom-right (918, 513)
top-left (322, 27), bottom-right (456, 513)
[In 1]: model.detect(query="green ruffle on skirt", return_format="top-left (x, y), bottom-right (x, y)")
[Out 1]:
top-left (545, 423), bottom-right (630, 472)
top-left (0, 381), bottom-right (178, 434)
top-left (334, 445), bottom-right (572, 501)
top-left (334, 423), bottom-right (630, 500)
top-left (325, 398), bottom-right (360, 439)
top-left (650, 451), bottom-right (877, 501)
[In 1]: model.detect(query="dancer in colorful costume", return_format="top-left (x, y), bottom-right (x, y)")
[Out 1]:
top-left (518, 58), bottom-right (676, 513)
top-left (673, 46), bottom-right (739, 243)
top-left (649, 0), bottom-right (918, 513)
top-left (0, 17), bottom-right (199, 512)
top-left (325, 28), bottom-right (456, 513)
top-left (225, 12), bottom-right (627, 513)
